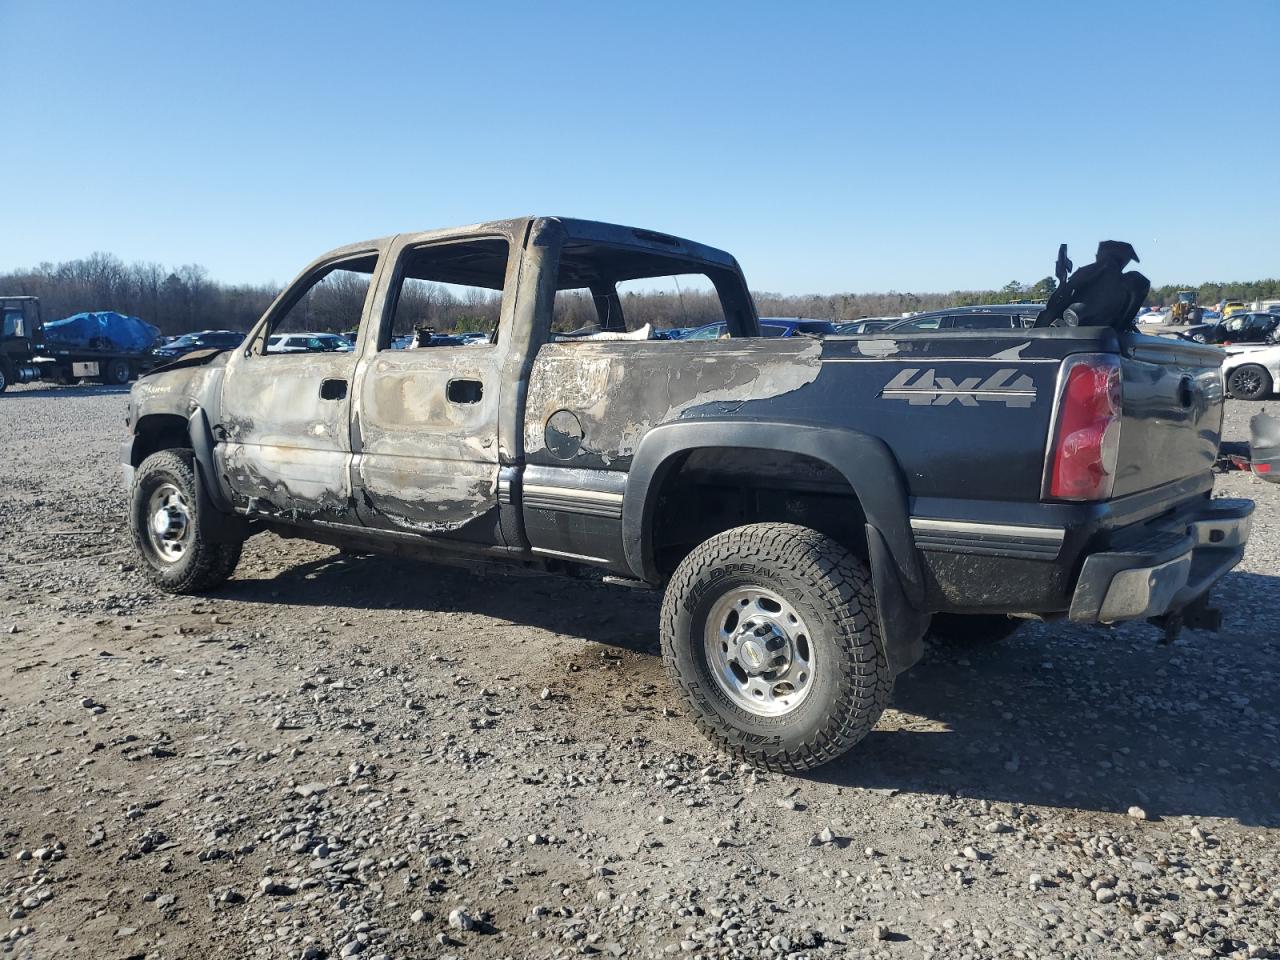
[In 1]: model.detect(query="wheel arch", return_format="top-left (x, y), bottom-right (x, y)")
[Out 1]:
top-left (131, 406), bottom-right (236, 516)
top-left (129, 412), bottom-right (191, 466)
top-left (623, 420), bottom-right (921, 591)
top-left (623, 421), bottom-right (928, 676)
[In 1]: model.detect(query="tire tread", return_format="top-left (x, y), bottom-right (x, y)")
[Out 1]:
top-left (659, 522), bottom-right (891, 773)
top-left (129, 450), bottom-right (242, 594)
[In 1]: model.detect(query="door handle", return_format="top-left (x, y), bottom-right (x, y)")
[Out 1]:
top-left (320, 378), bottom-right (348, 400)
top-left (447, 379), bottom-right (483, 404)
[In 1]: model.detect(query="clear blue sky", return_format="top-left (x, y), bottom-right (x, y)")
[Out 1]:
top-left (2, 0), bottom-right (1276, 294)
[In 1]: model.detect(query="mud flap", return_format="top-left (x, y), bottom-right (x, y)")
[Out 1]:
top-left (866, 523), bottom-right (928, 675)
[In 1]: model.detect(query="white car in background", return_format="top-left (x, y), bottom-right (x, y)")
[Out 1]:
top-left (1222, 344), bottom-right (1280, 400)
top-left (266, 332), bottom-right (354, 353)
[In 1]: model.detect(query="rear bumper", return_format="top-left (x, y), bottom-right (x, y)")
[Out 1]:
top-left (1067, 498), bottom-right (1253, 623)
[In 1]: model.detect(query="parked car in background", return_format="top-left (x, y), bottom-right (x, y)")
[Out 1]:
top-left (152, 330), bottom-right (245, 361)
top-left (835, 317), bottom-right (898, 335)
top-left (683, 317), bottom-right (836, 340)
top-left (760, 317), bottom-right (837, 336)
top-left (652, 327), bottom-right (691, 340)
top-left (1222, 344), bottom-right (1280, 400)
top-left (266, 332), bottom-right (354, 353)
top-left (1181, 312), bottom-right (1279, 345)
top-left (886, 304), bottom-right (1042, 332)
top-left (1222, 301), bottom-right (1247, 320)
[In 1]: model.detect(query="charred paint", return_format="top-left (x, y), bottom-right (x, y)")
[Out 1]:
top-left (524, 338), bottom-right (823, 469)
top-left (352, 349), bottom-right (502, 532)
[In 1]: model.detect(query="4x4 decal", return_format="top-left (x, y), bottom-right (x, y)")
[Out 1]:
top-left (881, 367), bottom-right (1037, 407)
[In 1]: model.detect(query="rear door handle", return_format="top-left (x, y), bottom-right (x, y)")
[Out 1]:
top-left (447, 379), bottom-right (483, 404)
top-left (320, 378), bottom-right (348, 400)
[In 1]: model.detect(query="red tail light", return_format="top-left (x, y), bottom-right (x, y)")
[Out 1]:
top-left (1046, 355), bottom-right (1122, 501)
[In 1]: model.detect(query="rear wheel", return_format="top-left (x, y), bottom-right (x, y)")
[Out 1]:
top-left (660, 522), bottom-right (892, 773)
top-left (129, 450), bottom-right (242, 593)
top-left (928, 613), bottom-right (1024, 645)
top-left (1227, 364), bottom-right (1272, 401)
top-left (0, 361), bottom-right (9, 393)
top-left (102, 358), bottom-right (132, 385)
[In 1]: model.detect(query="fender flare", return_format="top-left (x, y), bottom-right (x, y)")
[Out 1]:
top-left (186, 409), bottom-right (236, 514)
top-left (129, 406), bottom-right (245, 543)
top-left (621, 419), bottom-right (927, 675)
top-left (621, 419), bottom-right (922, 593)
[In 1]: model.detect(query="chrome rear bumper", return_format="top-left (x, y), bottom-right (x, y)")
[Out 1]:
top-left (1069, 498), bottom-right (1254, 623)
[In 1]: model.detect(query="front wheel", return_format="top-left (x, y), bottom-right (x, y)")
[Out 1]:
top-left (1227, 364), bottom-right (1273, 401)
top-left (129, 450), bottom-right (242, 593)
top-left (660, 522), bottom-right (892, 773)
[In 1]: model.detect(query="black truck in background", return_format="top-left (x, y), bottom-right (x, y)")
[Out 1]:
top-left (1, 296), bottom-right (156, 391)
top-left (119, 217), bottom-right (1254, 772)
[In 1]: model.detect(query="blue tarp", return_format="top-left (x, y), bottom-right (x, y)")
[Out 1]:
top-left (42, 311), bottom-right (159, 353)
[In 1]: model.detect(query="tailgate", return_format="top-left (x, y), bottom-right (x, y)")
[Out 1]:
top-left (1112, 334), bottom-right (1225, 498)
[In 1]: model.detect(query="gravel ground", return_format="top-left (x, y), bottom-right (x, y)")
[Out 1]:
top-left (1, 383), bottom-right (1278, 960)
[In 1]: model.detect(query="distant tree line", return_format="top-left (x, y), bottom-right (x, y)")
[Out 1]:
top-left (1, 253), bottom-right (277, 335)
top-left (3, 252), bottom-right (1277, 337)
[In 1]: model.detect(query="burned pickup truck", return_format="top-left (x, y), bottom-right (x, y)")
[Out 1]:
top-left (122, 217), bottom-right (1253, 772)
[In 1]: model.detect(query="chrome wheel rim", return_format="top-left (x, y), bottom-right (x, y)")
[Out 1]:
top-left (147, 483), bottom-right (192, 563)
top-left (703, 586), bottom-right (814, 716)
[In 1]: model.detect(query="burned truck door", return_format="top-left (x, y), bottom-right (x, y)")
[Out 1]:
top-left (349, 233), bottom-right (517, 542)
top-left (218, 249), bottom-right (383, 521)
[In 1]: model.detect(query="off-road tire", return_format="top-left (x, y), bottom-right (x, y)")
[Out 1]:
top-left (0, 360), bottom-right (10, 393)
top-left (103, 358), bottom-right (132, 385)
top-left (1227, 364), bottom-right (1272, 401)
top-left (928, 613), bottom-right (1024, 645)
top-left (130, 450), bottom-right (242, 594)
top-left (660, 522), bottom-right (892, 773)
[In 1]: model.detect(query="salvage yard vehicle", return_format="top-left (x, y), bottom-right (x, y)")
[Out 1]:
top-left (835, 318), bottom-right (897, 335)
top-left (1181, 311), bottom-right (1279, 346)
top-left (1, 296), bottom-right (158, 390)
top-left (266, 332), bottom-right (354, 353)
top-left (1222, 343), bottom-right (1280, 400)
top-left (683, 317), bottom-right (836, 340)
top-left (121, 217), bottom-right (1253, 772)
top-left (885, 304), bottom-right (1044, 332)
top-left (152, 330), bottom-right (246, 361)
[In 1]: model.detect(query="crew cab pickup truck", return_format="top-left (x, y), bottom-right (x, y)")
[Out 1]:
top-left (122, 217), bottom-right (1253, 772)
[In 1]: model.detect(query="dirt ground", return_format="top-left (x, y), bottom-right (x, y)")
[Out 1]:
top-left (1, 384), bottom-right (1277, 960)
